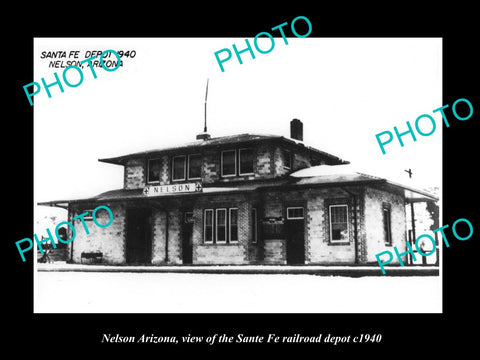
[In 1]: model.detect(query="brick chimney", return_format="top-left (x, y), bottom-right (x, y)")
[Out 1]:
top-left (290, 119), bottom-right (303, 141)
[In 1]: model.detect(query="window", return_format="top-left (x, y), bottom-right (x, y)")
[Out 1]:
top-left (221, 150), bottom-right (236, 177)
top-left (147, 158), bottom-right (162, 183)
top-left (216, 209), bottom-right (227, 243)
top-left (251, 208), bottom-right (258, 243)
top-left (283, 149), bottom-right (292, 169)
top-left (229, 208), bottom-right (238, 242)
top-left (383, 204), bottom-right (392, 245)
top-left (172, 155), bottom-right (186, 181)
top-left (203, 207), bottom-right (240, 244)
top-left (329, 205), bottom-right (349, 243)
top-left (239, 148), bottom-right (254, 175)
top-left (204, 209), bottom-right (213, 243)
top-left (188, 154), bottom-right (202, 180)
top-left (287, 207), bottom-right (304, 219)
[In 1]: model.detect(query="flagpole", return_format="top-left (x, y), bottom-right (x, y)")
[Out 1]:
top-left (204, 78), bottom-right (209, 133)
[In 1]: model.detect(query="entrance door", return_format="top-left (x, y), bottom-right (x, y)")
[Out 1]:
top-left (182, 212), bottom-right (194, 264)
top-left (126, 208), bottom-right (152, 264)
top-left (285, 207), bottom-right (305, 265)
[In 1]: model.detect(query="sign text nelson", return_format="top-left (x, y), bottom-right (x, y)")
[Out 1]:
top-left (143, 182), bottom-right (203, 196)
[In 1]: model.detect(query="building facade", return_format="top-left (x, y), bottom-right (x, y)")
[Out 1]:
top-left (40, 119), bottom-right (437, 266)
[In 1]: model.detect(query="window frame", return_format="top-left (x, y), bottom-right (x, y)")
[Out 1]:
top-left (383, 204), bottom-right (392, 246)
top-left (203, 209), bottom-right (214, 244)
top-left (238, 148), bottom-right (254, 176)
top-left (172, 155), bottom-right (187, 182)
top-left (283, 149), bottom-right (292, 169)
top-left (329, 204), bottom-right (349, 244)
top-left (215, 208), bottom-right (228, 244)
top-left (229, 208), bottom-right (239, 243)
top-left (147, 158), bottom-right (162, 184)
top-left (187, 153), bottom-right (202, 180)
top-left (221, 149), bottom-right (237, 177)
top-left (286, 207), bottom-right (305, 220)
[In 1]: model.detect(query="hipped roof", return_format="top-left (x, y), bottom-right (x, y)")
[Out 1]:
top-left (98, 133), bottom-right (349, 166)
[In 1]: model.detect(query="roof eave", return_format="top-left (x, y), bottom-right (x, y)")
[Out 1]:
top-left (98, 135), bottom-right (349, 166)
top-left (385, 180), bottom-right (439, 202)
top-left (36, 177), bottom-right (437, 210)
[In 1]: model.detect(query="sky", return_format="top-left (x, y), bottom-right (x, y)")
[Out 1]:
top-left (34, 37), bottom-right (442, 224)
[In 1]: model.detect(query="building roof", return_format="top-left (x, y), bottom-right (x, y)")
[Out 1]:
top-left (290, 165), bottom-right (439, 202)
top-left (98, 133), bottom-right (349, 165)
top-left (38, 165), bottom-right (437, 209)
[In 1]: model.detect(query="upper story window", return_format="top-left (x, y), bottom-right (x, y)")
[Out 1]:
top-left (239, 148), bottom-right (254, 175)
top-left (169, 154), bottom-right (203, 182)
top-left (221, 150), bottom-right (237, 177)
top-left (221, 148), bottom-right (254, 177)
top-left (147, 158), bottom-right (162, 183)
top-left (172, 155), bottom-right (186, 181)
top-left (188, 154), bottom-right (202, 180)
top-left (283, 149), bottom-right (292, 169)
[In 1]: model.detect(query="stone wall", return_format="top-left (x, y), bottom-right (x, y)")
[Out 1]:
top-left (124, 159), bottom-right (145, 189)
top-left (69, 203), bottom-right (126, 264)
top-left (305, 188), bottom-right (357, 264)
top-left (363, 186), bottom-right (406, 264)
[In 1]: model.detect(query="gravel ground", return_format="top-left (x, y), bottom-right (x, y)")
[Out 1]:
top-left (34, 271), bottom-right (441, 313)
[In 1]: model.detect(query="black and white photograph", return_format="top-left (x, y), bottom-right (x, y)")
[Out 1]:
top-left (33, 37), bottom-right (442, 313)
top-left (8, 6), bottom-right (478, 355)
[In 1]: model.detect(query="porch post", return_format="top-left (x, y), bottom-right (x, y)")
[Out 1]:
top-left (410, 201), bottom-right (418, 265)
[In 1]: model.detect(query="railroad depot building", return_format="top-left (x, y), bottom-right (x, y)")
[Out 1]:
top-left (39, 119), bottom-right (438, 266)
